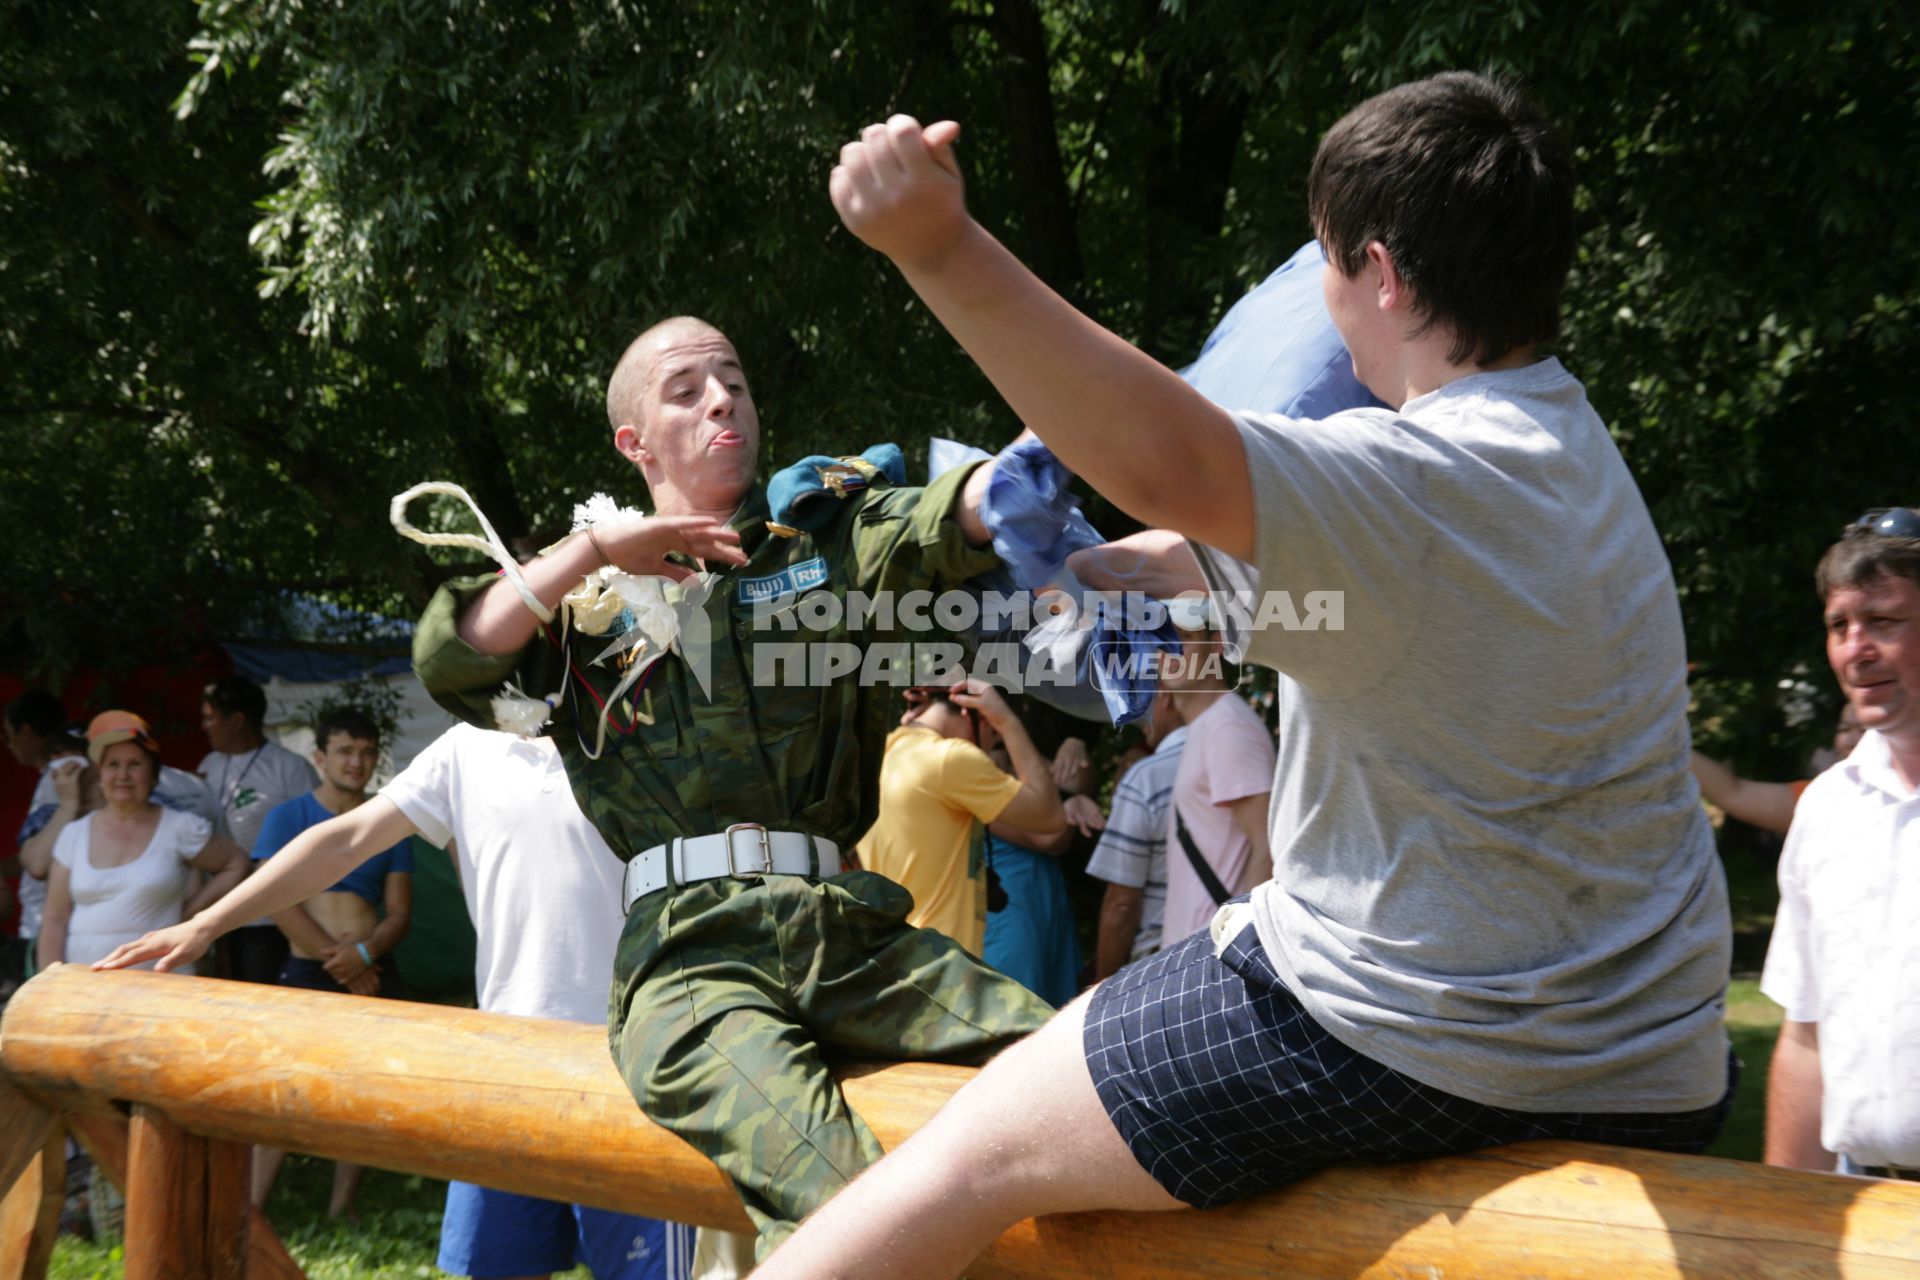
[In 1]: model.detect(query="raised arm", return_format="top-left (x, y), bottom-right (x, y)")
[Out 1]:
top-left (1066, 531), bottom-right (1208, 598)
top-left (455, 517), bottom-right (746, 656)
top-left (956, 681), bottom-right (1065, 836)
top-left (95, 795), bottom-right (419, 973)
top-left (831, 118), bottom-right (1253, 561)
top-left (1689, 752), bottom-right (1799, 836)
top-left (19, 762), bottom-right (91, 880)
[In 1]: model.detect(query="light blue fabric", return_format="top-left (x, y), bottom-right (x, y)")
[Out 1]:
top-left (973, 244), bottom-right (1380, 727)
top-left (982, 833), bottom-right (1081, 1008)
top-left (765, 443), bottom-right (908, 534)
top-left (978, 438), bottom-right (1180, 726)
top-left (1180, 240), bottom-right (1386, 417)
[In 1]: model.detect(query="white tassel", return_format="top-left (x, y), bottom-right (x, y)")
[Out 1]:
top-left (391, 481), bottom-right (556, 625)
top-left (571, 492), bottom-right (643, 534)
top-left (491, 684), bottom-right (557, 739)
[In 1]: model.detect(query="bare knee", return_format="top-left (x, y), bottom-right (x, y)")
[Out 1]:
top-left (904, 994), bottom-right (1177, 1219)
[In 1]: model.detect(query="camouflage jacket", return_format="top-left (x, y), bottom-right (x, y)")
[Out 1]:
top-left (412, 464), bottom-right (997, 861)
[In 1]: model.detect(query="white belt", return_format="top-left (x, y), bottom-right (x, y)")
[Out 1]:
top-left (621, 824), bottom-right (840, 912)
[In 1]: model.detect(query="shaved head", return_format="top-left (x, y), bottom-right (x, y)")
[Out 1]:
top-left (606, 315), bottom-right (727, 430)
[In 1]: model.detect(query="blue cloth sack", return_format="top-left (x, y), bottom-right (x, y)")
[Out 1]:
top-left (979, 437), bottom-right (1178, 726)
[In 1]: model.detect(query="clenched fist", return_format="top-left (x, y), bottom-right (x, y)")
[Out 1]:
top-left (829, 115), bottom-right (969, 269)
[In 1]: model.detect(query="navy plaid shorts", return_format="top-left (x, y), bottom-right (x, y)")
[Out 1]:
top-left (1084, 913), bottom-right (1737, 1208)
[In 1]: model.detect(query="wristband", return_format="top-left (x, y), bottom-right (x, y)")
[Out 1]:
top-left (586, 524), bottom-right (614, 567)
top-left (355, 942), bottom-right (374, 968)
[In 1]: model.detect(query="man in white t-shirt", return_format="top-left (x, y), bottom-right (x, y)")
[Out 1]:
top-left (1761, 510), bottom-right (1920, 1180)
top-left (101, 721), bottom-right (694, 1280)
top-left (198, 675), bottom-right (318, 984)
top-left (761, 73), bottom-right (1733, 1278)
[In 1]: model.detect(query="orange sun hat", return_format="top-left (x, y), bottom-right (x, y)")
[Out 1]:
top-left (86, 710), bottom-right (160, 765)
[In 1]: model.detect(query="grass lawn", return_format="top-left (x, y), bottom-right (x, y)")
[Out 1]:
top-left (1707, 976), bottom-right (1782, 1163)
top-left (1708, 843), bottom-right (1786, 1162)
top-left (50, 1157), bottom-right (591, 1280)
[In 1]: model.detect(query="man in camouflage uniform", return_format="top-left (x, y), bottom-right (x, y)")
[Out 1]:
top-left (412, 316), bottom-right (1055, 1255)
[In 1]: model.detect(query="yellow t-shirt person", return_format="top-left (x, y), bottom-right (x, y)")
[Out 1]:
top-left (856, 724), bottom-right (1022, 955)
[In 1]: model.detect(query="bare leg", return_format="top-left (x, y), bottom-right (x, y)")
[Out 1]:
top-left (756, 991), bottom-right (1184, 1280)
top-left (327, 1160), bottom-right (365, 1219)
top-left (250, 1144), bottom-right (286, 1208)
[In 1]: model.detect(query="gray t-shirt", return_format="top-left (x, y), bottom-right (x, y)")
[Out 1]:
top-left (1192, 357), bottom-right (1730, 1112)
top-left (199, 741), bottom-right (316, 930)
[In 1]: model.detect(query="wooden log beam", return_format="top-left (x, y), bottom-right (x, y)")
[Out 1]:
top-left (126, 1106), bottom-right (210, 1280)
top-left (6, 966), bottom-right (1920, 1278)
top-left (0, 1074), bottom-right (56, 1197)
top-left (204, 1135), bottom-right (250, 1280)
top-left (0, 1134), bottom-right (62, 1280)
top-left (65, 1109), bottom-right (306, 1280)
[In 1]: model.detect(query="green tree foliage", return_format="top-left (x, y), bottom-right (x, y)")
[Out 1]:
top-left (3, 0), bottom-right (1916, 768)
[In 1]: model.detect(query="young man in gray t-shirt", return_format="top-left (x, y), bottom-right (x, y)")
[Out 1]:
top-left (760, 73), bottom-right (1732, 1279)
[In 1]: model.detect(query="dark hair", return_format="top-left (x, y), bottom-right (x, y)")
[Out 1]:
top-left (202, 675), bottom-right (268, 731)
top-left (46, 728), bottom-right (88, 757)
top-left (1308, 71), bottom-right (1574, 366)
top-left (1815, 519), bottom-right (1920, 600)
top-left (4, 690), bottom-right (66, 735)
top-left (314, 706), bottom-right (381, 752)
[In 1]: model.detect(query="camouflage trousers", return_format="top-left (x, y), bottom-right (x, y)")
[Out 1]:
top-left (609, 869), bottom-right (1054, 1258)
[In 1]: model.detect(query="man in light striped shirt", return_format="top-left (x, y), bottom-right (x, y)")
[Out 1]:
top-left (1085, 692), bottom-right (1186, 978)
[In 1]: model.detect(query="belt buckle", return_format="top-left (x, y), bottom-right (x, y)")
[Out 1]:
top-left (724, 823), bottom-right (773, 878)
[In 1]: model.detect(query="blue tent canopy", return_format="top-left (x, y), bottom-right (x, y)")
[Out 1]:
top-left (221, 592), bottom-right (413, 684)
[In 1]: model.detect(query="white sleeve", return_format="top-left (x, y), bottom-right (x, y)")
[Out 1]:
top-left (1191, 410), bottom-right (1429, 692)
top-left (170, 811), bottom-right (215, 865)
top-left (1759, 818), bottom-right (1818, 1022)
top-left (378, 731), bottom-right (458, 848)
top-left (50, 820), bottom-right (84, 871)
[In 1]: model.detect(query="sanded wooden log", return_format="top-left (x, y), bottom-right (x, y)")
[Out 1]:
top-left (126, 1106), bottom-right (209, 1280)
top-left (63, 1107), bottom-right (305, 1280)
top-left (0, 1147), bottom-right (38, 1280)
top-left (0, 1134), bottom-right (62, 1280)
top-left (7, 966), bottom-right (1920, 1279)
top-left (64, 1112), bottom-right (128, 1191)
top-left (204, 1134), bottom-right (249, 1280)
top-left (0, 1074), bottom-right (55, 1198)
top-left (245, 1207), bottom-right (308, 1280)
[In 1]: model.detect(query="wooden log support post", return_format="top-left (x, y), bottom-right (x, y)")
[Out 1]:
top-left (0, 1133), bottom-right (63, 1280)
top-left (6, 966), bottom-right (1920, 1278)
top-left (0, 1069), bottom-right (60, 1280)
top-left (70, 1109), bottom-right (303, 1280)
top-left (125, 1106), bottom-right (247, 1280)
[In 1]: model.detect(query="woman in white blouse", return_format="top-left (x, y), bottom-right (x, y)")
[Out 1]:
top-left (37, 711), bottom-right (246, 975)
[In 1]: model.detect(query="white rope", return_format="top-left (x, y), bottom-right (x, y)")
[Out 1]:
top-left (390, 481), bottom-right (555, 625)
